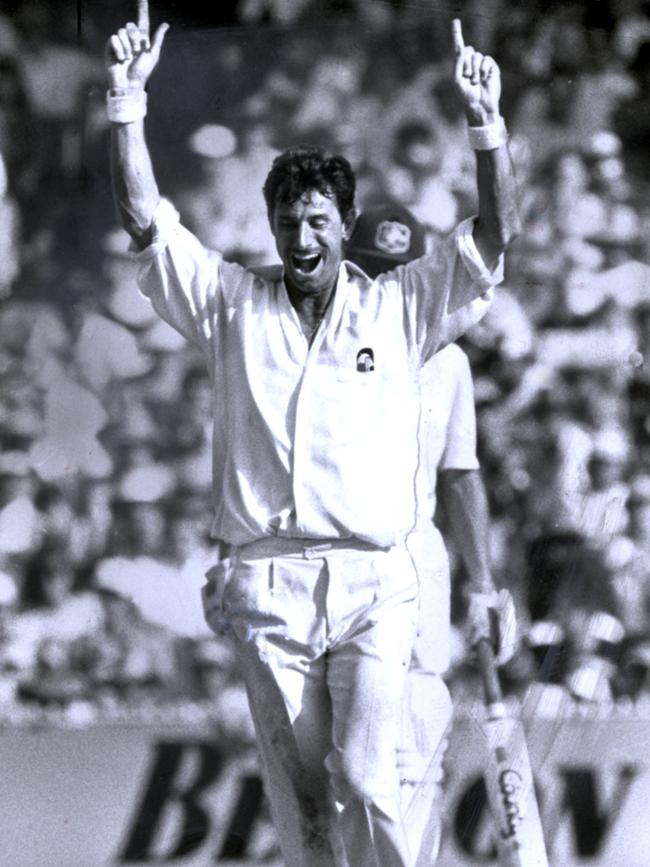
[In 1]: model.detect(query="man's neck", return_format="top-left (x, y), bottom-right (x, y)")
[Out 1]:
top-left (284, 279), bottom-right (337, 339)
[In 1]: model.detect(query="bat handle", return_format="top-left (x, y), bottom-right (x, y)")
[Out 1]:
top-left (476, 638), bottom-right (504, 708)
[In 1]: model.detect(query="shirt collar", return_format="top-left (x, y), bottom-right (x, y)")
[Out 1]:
top-left (342, 258), bottom-right (373, 283)
top-left (272, 262), bottom-right (355, 354)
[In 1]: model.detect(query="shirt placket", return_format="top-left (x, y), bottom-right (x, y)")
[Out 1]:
top-left (290, 267), bottom-right (349, 533)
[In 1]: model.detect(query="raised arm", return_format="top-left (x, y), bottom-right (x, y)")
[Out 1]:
top-left (105, 0), bottom-right (169, 247)
top-left (451, 19), bottom-right (521, 270)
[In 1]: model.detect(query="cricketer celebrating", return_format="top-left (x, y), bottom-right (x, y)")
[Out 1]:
top-left (105, 4), bottom-right (520, 866)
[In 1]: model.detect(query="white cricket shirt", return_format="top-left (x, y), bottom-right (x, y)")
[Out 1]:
top-left (407, 342), bottom-right (481, 611)
top-left (415, 343), bottom-right (480, 528)
top-left (136, 200), bottom-right (501, 548)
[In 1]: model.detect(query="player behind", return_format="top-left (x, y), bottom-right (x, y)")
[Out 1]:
top-left (347, 204), bottom-right (517, 864)
top-left (105, 5), bottom-right (520, 866)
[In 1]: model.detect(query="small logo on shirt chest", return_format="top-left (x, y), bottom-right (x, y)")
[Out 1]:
top-left (356, 347), bottom-right (375, 372)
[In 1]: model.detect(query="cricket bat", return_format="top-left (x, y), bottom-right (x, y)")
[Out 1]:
top-left (476, 639), bottom-right (549, 867)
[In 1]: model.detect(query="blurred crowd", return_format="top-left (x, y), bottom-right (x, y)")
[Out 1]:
top-left (1, 0), bottom-right (650, 728)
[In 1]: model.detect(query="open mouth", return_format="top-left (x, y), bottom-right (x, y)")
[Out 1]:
top-left (291, 252), bottom-right (322, 275)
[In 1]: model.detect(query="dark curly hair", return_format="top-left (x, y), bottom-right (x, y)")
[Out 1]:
top-left (263, 145), bottom-right (356, 222)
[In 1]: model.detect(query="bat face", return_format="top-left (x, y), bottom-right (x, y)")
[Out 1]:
top-left (494, 746), bottom-right (526, 842)
top-left (483, 713), bottom-right (549, 867)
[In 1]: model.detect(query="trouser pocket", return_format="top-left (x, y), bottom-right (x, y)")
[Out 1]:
top-left (201, 559), bottom-right (230, 636)
top-left (221, 554), bottom-right (276, 628)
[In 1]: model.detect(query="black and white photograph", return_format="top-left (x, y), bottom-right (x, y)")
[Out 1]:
top-left (0, 1), bottom-right (649, 865)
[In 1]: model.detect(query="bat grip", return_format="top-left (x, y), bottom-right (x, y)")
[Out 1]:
top-left (476, 638), bottom-right (503, 707)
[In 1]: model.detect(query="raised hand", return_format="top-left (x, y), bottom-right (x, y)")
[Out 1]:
top-left (452, 19), bottom-right (501, 125)
top-left (105, 0), bottom-right (169, 92)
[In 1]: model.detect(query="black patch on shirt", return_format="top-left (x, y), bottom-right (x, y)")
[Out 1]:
top-left (356, 347), bottom-right (375, 372)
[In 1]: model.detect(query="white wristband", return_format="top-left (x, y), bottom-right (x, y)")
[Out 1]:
top-left (467, 116), bottom-right (508, 151)
top-left (106, 89), bottom-right (147, 124)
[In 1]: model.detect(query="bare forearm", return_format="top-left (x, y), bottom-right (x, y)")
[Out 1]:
top-left (439, 468), bottom-right (494, 592)
top-left (451, 19), bottom-right (521, 269)
top-left (110, 117), bottom-right (160, 247)
top-left (105, 7), bottom-right (169, 247)
top-left (474, 143), bottom-right (521, 270)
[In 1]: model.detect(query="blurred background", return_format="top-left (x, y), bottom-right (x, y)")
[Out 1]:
top-left (1, 0), bottom-right (650, 765)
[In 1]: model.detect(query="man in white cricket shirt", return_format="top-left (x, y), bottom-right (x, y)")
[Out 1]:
top-left (347, 204), bottom-right (517, 866)
top-left (105, 5), bottom-right (520, 865)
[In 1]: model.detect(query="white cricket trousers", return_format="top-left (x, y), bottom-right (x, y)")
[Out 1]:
top-left (398, 527), bottom-right (454, 866)
top-left (219, 536), bottom-right (419, 867)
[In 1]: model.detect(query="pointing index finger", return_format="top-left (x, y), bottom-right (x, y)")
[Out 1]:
top-left (137, 0), bottom-right (150, 33)
top-left (452, 18), bottom-right (464, 54)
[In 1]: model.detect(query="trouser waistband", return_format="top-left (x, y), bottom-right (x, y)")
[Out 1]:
top-left (233, 536), bottom-right (389, 561)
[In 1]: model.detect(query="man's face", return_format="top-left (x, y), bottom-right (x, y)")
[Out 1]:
top-left (271, 190), bottom-right (352, 296)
